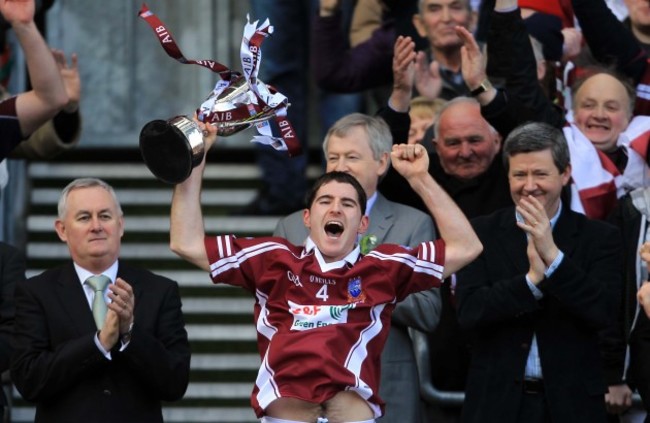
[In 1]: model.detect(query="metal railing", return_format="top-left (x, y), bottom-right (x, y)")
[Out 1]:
top-left (410, 329), bottom-right (647, 411)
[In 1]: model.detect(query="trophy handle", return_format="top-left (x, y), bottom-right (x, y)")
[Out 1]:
top-left (139, 116), bottom-right (205, 184)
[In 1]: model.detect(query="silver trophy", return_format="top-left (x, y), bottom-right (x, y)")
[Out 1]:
top-left (138, 6), bottom-right (299, 184)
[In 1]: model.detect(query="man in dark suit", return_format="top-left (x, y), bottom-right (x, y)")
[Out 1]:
top-left (456, 122), bottom-right (622, 423)
top-left (11, 178), bottom-right (191, 423)
top-left (274, 112), bottom-right (441, 423)
top-left (0, 242), bottom-right (24, 421)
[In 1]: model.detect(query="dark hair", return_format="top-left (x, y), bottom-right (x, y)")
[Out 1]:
top-left (305, 171), bottom-right (367, 216)
top-left (502, 121), bottom-right (570, 173)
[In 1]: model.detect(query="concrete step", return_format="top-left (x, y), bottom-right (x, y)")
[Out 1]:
top-left (27, 215), bottom-right (282, 234)
top-left (29, 162), bottom-right (322, 180)
top-left (11, 406), bottom-right (258, 423)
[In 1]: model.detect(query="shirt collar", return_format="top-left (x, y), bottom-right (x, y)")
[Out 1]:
top-left (365, 191), bottom-right (378, 217)
top-left (75, 260), bottom-right (119, 287)
top-left (303, 236), bottom-right (360, 269)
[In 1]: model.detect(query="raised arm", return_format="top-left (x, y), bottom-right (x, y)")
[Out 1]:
top-left (2, 0), bottom-right (68, 137)
top-left (390, 143), bottom-right (482, 277)
top-left (169, 123), bottom-right (216, 272)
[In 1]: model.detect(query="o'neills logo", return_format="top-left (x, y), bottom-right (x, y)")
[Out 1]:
top-left (309, 275), bottom-right (336, 285)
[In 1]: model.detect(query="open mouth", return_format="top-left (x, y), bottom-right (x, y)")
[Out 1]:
top-left (587, 123), bottom-right (609, 131)
top-left (324, 221), bottom-right (344, 238)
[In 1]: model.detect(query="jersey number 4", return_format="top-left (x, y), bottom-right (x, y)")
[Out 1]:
top-left (316, 285), bottom-right (329, 301)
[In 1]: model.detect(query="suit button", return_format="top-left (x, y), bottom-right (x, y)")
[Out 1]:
top-left (103, 389), bottom-right (111, 396)
top-left (521, 343), bottom-right (529, 350)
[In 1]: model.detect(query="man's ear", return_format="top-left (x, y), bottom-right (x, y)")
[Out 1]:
top-left (54, 219), bottom-right (67, 242)
top-left (561, 164), bottom-right (572, 186)
top-left (412, 14), bottom-right (427, 38)
top-left (358, 215), bottom-right (369, 235)
top-left (378, 152), bottom-right (390, 177)
top-left (302, 209), bottom-right (311, 229)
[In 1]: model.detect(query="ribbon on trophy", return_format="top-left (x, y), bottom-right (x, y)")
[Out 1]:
top-left (138, 3), bottom-right (301, 157)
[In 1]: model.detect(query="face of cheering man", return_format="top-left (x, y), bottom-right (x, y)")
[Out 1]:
top-left (413, 0), bottom-right (472, 53)
top-left (55, 186), bottom-right (124, 273)
top-left (507, 148), bottom-right (571, 218)
top-left (572, 73), bottom-right (633, 153)
top-left (325, 125), bottom-right (389, 197)
top-left (303, 180), bottom-right (369, 263)
top-left (434, 100), bottom-right (501, 180)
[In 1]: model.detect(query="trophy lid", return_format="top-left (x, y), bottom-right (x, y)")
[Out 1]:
top-left (139, 116), bottom-right (205, 184)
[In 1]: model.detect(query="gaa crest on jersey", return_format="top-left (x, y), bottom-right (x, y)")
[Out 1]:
top-left (347, 277), bottom-right (366, 304)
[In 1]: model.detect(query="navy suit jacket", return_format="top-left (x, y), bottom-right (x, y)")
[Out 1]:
top-left (456, 206), bottom-right (622, 423)
top-left (11, 261), bottom-right (191, 423)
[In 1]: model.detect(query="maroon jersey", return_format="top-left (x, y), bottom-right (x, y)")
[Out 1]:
top-left (204, 235), bottom-right (445, 418)
top-left (0, 96), bottom-right (22, 160)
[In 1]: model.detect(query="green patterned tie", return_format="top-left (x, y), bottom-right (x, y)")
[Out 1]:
top-left (85, 275), bottom-right (110, 330)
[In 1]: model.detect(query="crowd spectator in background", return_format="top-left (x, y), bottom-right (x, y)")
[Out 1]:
top-left (0, 48), bottom-right (81, 245)
top-left (572, 0), bottom-right (650, 115)
top-left (407, 96), bottom-right (445, 145)
top-left (606, 189), bottom-right (650, 420)
top-left (0, 242), bottom-right (23, 420)
top-left (411, 0), bottom-right (475, 101)
top-left (1, 49), bottom-right (80, 160)
top-left (245, 0), bottom-right (364, 216)
top-left (11, 178), bottom-right (191, 422)
top-left (274, 112), bottom-right (441, 423)
top-left (457, 121), bottom-right (622, 423)
top-left (0, 0), bottom-right (67, 158)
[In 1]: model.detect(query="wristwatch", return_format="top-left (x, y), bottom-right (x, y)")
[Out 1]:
top-left (121, 322), bottom-right (134, 344)
top-left (470, 79), bottom-right (492, 97)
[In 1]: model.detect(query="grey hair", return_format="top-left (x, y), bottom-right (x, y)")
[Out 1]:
top-left (502, 121), bottom-right (570, 172)
top-left (57, 178), bottom-right (123, 219)
top-left (323, 113), bottom-right (392, 165)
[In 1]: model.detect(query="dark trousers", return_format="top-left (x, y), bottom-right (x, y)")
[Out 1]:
top-left (629, 313), bottom-right (650, 422)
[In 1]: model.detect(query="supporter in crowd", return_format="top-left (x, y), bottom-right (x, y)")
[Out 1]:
top-left (6, 49), bottom-right (81, 160)
top-left (0, 242), bottom-right (23, 419)
top-left (607, 189), bottom-right (650, 419)
top-left (274, 112), bottom-right (441, 423)
top-left (408, 96), bottom-right (445, 145)
top-left (457, 121), bottom-right (622, 423)
top-left (411, 0), bottom-right (474, 101)
top-left (170, 105), bottom-right (482, 421)
top-left (11, 178), bottom-right (191, 422)
top-left (0, 0), bottom-right (67, 159)
top-left (572, 0), bottom-right (650, 115)
top-left (245, 0), bottom-right (363, 216)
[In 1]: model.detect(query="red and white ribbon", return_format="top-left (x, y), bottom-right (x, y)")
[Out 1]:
top-left (138, 4), bottom-right (301, 157)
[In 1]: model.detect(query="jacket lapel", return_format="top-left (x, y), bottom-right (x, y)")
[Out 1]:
top-left (495, 208), bottom-right (529, 274)
top-left (368, 194), bottom-right (394, 244)
top-left (117, 262), bottom-right (143, 319)
top-left (56, 262), bottom-right (98, 335)
top-left (551, 206), bottom-right (579, 257)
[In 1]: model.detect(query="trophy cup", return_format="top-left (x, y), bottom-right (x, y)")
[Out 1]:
top-left (138, 5), bottom-right (300, 184)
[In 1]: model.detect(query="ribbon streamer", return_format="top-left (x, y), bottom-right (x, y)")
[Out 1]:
top-left (138, 3), bottom-right (301, 157)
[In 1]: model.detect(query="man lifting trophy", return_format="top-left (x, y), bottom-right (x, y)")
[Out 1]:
top-left (138, 4), bottom-right (300, 184)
